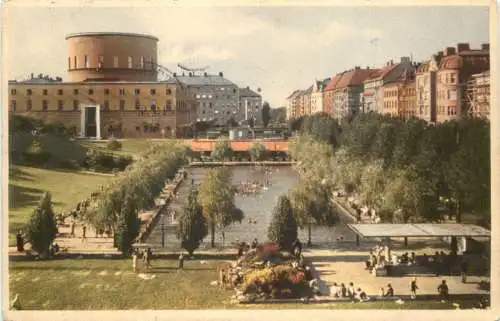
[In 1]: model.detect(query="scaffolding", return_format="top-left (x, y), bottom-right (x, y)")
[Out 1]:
top-left (466, 71), bottom-right (490, 118)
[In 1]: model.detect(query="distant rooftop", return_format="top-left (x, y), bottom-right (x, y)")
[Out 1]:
top-left (65, 32), bottom-right (158, 41)
top-left (170, 74), bottom-right (236, 87)
top-left (239, 87), bottom-right (261, 97)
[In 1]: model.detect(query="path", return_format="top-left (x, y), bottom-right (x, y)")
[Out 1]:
top-left (305, 246), bottom-right (490, 297)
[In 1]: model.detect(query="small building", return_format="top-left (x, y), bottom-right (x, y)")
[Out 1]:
top-left (229, 127), bottom-right (250, 140)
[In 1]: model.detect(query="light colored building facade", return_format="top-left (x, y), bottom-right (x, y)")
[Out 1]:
top-left (174, 73), bottom-right (239, 125)
top-left (302, 86), bottom-right (313, 116)
top-left (323, 75), bottom-right (342, 116)
top-left (8, 32), bottom-right (194, 139)
top-left (310, 78), bottom-right (330, 114)
top-left (382, 69), bottom-right (417, 118)
top-left (285, 89), bottom-right (301, 120)
top-left (331, 67), bottom-right (378, 120)
top-left (467, 71), bottom-right (490, 120)
top-left (362, 57), bottom-right (413, 114)
top-left (238, 86), bottom-right (263, 125)
top-left (415, 52), bottom-right (442, 123)
top-left (435, 43), bottom-right (489, 123)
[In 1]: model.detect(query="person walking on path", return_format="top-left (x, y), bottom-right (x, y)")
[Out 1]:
top-left (70, 221), bottom-right (76, 237)
top-left (410, 277), bottom-right (418, 300)
top-left (438, 280), bottom-right (449, 302)
top-left (81, 225), bottom-right (87, 242)
top-left (178, 253), bottom-right (184, 269)
top-left (461, 258), bottom-right (469, 283)
top-left (131, 250), bottom-right (138, 273)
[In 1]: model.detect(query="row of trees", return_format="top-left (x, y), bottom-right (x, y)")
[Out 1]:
top-left (176, 167), bottom-right (244, 254)
top-left (291, 112), bottom-right (490, 227)
top-left (210, 139), bottom-right (270, 162)
top-left (87, 142), bottom-right (190, 254)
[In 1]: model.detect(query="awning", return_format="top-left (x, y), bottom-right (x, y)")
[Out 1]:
top-left (347, 223), bottom-right (491, 238)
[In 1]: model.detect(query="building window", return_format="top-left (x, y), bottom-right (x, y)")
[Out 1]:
top-left (166, 88), bottom-right (172, 95)
top-left (103, 100), bottom-right (109, 111)
top-left (150, 57), bottom-right (155, 70)
top-left (128, 56), bottom-right (133, 68)
top-left (68, 57), bottom-right (71, 69)
top-left (135, 99), bottom-right (140, 109)
top-left (450, 73), bottom-right (456, 83)
top-left (42, 100), bottom-right (48, 112)
top-left (150, 89), bottom-right (156, 95)
top-left (135, 88), bottom-right (140, 95)
top-left (58, 100), bottom-right (64, 111)
top-left (26, 100), bottom-right (32, 111)
top-left (88, 89), bottom-right (94, 95)
top-left (113, 56), bottom-right (119, 68)
top-left (104, 88), bottom-right (110, 95)
top-left (11, 100), bottom-right (16, 112)
top-left (85, 55), bottom-right (89, 68)
top-left (58, 89), bottom-right (63, 95)
top-left (119, 100), bottom-right (125, 111)
top-left (119, 88), bottom-right (125, 96)
top-left (43, 89), bottom-right (48, 96)
top-left (74, 56), bottom-right (77, 69)
top-left (11, 89), bottom-right (16, 95)
top-left (73, 89), bottom-right (79, 95)
top-left (140, 56), bottom-right (145, 69)
top-left (73, 100), bottom-right (79, 111)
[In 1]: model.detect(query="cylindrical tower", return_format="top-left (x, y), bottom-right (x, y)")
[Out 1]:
top-left (66, 32), bottom-right (158, 82)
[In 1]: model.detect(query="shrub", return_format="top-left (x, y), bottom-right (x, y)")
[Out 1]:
top-left (106, 139), bottom-right (122, 151)
top-left (114, 155), bottom-right (133, 171)
top-left (24, 192), bottom-right (58, 255)
top-left (22, 140), bottom-right (52, 166)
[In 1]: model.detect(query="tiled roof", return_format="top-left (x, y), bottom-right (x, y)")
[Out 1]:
top-left (169, 75), bottom-right (236, 86)
top-left (239, 87), bottom-right (261, 97)
top-left (439, 56), bottom-right (463, 70)
top-left (324, 74), bottom-right (344, 92)
top-left (335, 68), bottom-right (379, 89)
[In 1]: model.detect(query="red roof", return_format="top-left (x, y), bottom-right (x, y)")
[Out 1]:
top-left (440, 55), bottom-right (463, 70)
top-left (335, 68), bottom-right (379, 89)
top-left (323, 74), bottom-right (343, 92)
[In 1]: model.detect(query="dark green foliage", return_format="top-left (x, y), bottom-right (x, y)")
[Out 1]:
top-left (22, 140), bottom-right (52, 165)
top-left (24, 192), bottom-right (58, 255)
top-left (288, 116), bottom-right (304, 132)
top-left (84, 150), bottom-right (133, 172)
top-left (262, 102), bottom-right (271, 128)
top-left (300, 113), bottom-right (341, 147)
top-left (177, 187), bottom-right (208, 255)
top-left (106, 139), bottom-right (122, 151)
top-left (210, 139), bottom-right (233, 161)
top-left (114, 194), bottom-right (141, 256)
top-left (268, 195), bottom-right (298, 252)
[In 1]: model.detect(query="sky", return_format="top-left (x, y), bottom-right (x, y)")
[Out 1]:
top-left (5, 5), bottom-right (489, 107)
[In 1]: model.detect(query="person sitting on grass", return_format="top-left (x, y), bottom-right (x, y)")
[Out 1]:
top-left (356, 288), bottom-right (369, 302)
top-left (340, 283), bottom-right (347, 297)
top-left (385, 283), bottom-right (394, 297)
top-left (331, 282), bottom-right (340, 298)
top-left (348, 282), bottom-right (356, 298)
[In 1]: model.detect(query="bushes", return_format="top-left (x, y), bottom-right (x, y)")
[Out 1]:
top-left (22, 140), bottom-right (52, 166)
top-left (106, 139), bottom-right (122, 151)
top-left (84, 150), bottom-right (133, 172)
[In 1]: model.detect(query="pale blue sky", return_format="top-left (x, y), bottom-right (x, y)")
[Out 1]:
top-left (6, 5), bottom-right (489, 107)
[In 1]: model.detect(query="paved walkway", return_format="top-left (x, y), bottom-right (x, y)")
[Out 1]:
top-left (305, 247), bottom-right (489, 297)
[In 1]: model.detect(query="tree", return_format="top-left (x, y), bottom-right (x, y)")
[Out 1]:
top-left (290, 182), bottom-right (337, 246)
top-left (248, 141), bottom-right (268, 161)
top-left (267, 195), bottom-right (297, 252)
top-left (25, 192), bottom-right (58, 255)
top-left (359, 160), bottom-right (387, 211)
top-left (211, 139), bottom-right (233, 161)
top-left (300, 113), bottom-right (341, 147)
top-left (198, 167), bottom-right (240, 247)
top-left (262, 101), bottom-right (271, 128)
top-left (114, 193), bottom-right (141, 255)
top-left (226, 117), bottom-right (238, 128)
top-left (270, 107), bottom-right (287, 124)
top-left (177, 186), bottom-right (208, 255)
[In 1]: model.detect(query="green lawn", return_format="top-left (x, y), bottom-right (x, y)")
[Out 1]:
top-left (8, 165), bottom-right (114, 245)
top-left (9, 257), bottom-right (473, 310)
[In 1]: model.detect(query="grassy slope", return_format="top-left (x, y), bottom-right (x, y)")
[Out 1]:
top-left (8, 166), bottom-right (113, 245)
top-left (78, 139), bottom-right (181, 157)
top-left (8, 258), bottom-right (465, 310)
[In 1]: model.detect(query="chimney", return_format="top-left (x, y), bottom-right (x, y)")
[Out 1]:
top-left (438, 51), bottom-right (444, 57)
top-left (390, 60), bottom-right (394, 65)
top-left (247, 86), bottom-right (250, 89)
top-left (355, 66), bottom-right (360, 70)
top-left (188, 72), bottom-right (193, 77)
top-left (31, 73), bottom-right (34, 79)
top-left (173, 72), bottom-right (177, 77)
top-left (456, 43), bottom-right (470, 53)
top-left (481, 43), bottom-right (490, 51)
top-left (444, 47), bottom-right (456, 56)
top-left (204, 72), bottom-right (207, 77)
top-left (219, 72), bottom-right (224, 77)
